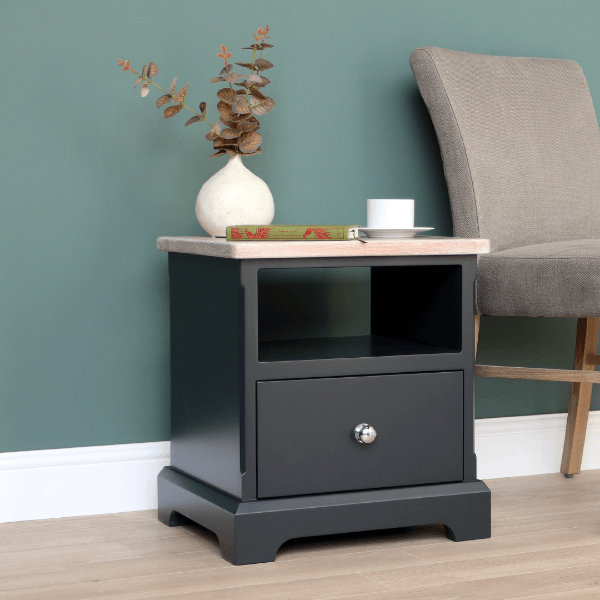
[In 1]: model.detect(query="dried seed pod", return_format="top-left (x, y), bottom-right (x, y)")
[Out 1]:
top-left (141, 83), bottom-right (150, 97)
top-left (172, 83), bottom-right (189, 104)
top-left (217, 100), bottom-right (235, 120)
top-left (238, 131), bottom-right (262, 153)
top-left (199, 102), bottom-right (207, 112)
top-left (217, 88), bottom-right (236, 104)
top-left (208, 150), bottom-right (227, 159)
top-left (235, 62), bottom-right (255, 70)
top-left (232, 97), bottom-right (250, 114)
top-left (250, 96), bottom-right (275, 115)
top-left (134, 76), bottom-right (143, 88)
top-left (254, 58), bottom-right (273, 71)
top-left (220, 128), bottom-right (240, 139)
top-left (163, 104), bottom-right (184, 118)
top-left (169, 77), bottom-right (177, 95)
top-left (185, 115), bottom-right (201, 126)
top-left (147, 62), bottom-right (159, 78)
top-left (210, 77), bottom-right (224, 83)
top-left (155, 94), bottom-right (172, 108)
top-left (142, 65), bottom-right (147, 78)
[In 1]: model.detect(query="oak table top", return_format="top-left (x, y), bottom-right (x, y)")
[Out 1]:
top-left (157, 235), bottom-right (490, 259)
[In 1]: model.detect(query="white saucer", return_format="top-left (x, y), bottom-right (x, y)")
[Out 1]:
top-left (358, 227), bottom-right (434, 238)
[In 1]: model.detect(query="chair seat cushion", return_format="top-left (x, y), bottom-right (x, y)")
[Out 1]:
top-left (477, 239), bottom-right (600, 317)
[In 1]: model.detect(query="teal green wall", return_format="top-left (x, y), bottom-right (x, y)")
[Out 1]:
top-left (2, 0), bottom-right (599, 453)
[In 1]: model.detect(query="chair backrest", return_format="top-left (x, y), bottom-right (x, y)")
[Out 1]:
top-left (410, 47), bottom-right (600, 252)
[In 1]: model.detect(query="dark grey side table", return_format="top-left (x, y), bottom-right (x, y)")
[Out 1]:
top-left (156, 235), bottom-right (492, 565)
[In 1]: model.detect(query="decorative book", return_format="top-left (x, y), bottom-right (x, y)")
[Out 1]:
top-left (227, 225), bottom-right (361, 241)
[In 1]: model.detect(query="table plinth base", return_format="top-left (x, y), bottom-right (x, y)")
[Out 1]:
top-left (158, 467), bottom-right (491, 565)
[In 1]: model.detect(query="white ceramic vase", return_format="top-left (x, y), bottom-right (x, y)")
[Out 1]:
top-left (195, 153), bottom-right (274, 237)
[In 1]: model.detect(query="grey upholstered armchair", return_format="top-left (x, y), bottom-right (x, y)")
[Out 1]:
top-left (411, 47), bottom-right (600, 477)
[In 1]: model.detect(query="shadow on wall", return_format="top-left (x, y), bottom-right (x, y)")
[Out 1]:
top-left (406, 85), bottom-right (453, 235)
top-left (405, 85), bottom-right (452, 231)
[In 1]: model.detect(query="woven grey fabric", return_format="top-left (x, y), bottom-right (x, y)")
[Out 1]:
top-left (410, 47), bottom-right (600, 316)
top-left (478, 240), bottom-right (600, 316)
top-left (410, 47), bottom-right (600, 251)
top-left (409, 48), bottom-right (481, 240)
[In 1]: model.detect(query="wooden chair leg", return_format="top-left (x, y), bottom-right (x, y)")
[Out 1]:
top-left (474, 314), bottom-right (481, 359)
top-left (561, 317), bottom-right (600, 477)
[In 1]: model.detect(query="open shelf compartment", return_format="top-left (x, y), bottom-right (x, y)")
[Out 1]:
top-left (257, 265), bottom-right (462, 362)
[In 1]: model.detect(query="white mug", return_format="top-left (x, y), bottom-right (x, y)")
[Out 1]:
top-left (367, 199), bottom-right (415, 229)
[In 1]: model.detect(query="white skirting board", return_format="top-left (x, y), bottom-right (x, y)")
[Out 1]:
top-left (475, 411), bottom-right (600, 479)
top-left (0, 442), bottom-right (170, 523)
top-left (1, 412), bottom-right (599, 523)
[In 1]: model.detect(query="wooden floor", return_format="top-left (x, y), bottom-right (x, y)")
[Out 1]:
top-left (2, 472), bottom-right (600, 600)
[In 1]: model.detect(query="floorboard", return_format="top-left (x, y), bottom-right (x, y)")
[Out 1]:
top-left (2, 471), bottom-right (600, 599)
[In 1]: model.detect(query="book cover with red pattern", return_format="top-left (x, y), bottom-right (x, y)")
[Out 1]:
top-left (226, 225), bottom-right (361, 241)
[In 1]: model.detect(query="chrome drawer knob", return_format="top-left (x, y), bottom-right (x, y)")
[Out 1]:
top-left (354, 423), bottom-right (377, 444)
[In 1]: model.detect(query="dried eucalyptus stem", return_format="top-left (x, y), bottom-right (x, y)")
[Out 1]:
top-left (118, 25), bottom-right (275, 159)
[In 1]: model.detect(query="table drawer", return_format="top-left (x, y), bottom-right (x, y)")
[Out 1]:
top-left (257, 371), bottom-right (463, 498)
